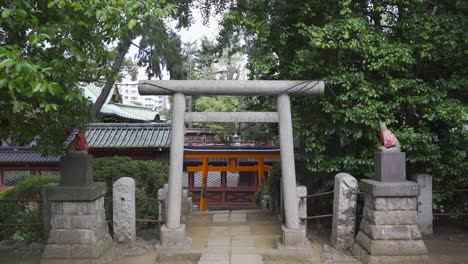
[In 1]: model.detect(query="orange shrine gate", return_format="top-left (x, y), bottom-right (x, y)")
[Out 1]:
top-left (184, 148), bottom-right (280, 210)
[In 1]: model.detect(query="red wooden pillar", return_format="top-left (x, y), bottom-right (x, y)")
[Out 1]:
top-left (200, 158), bottom-right (208, 211)
top-left (258, 158), bottom-right (265, 186)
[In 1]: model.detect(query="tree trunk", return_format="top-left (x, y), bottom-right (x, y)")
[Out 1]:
top-left (91, 39), bottom-right (132, 117)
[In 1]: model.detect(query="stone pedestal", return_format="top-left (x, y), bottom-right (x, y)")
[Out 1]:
top-left (352, 180), bottom-right (429, 264)
top-left (41, 183), bottom-right (113, 264)
top-left (277, 224), bottom-right (306, 248)
top-left (159, 224), bottom-right (190, 249)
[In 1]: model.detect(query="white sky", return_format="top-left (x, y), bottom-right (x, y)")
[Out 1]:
top-left (125, 7), bottom-right (221, 82)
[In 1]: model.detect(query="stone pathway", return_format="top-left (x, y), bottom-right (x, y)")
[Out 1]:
top-left (159, 209), bottom-right (314, 264)
top-left (196, 211), bottom-right (265, 264)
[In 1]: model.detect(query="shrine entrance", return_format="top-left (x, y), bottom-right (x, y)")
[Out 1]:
top-left (138, 80), bottom-right (324, 248)
top-left (184, 148), bottom-right (280, 210)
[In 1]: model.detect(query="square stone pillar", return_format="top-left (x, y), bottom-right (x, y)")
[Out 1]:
top-left (352, 180), bottom-right (429, 264)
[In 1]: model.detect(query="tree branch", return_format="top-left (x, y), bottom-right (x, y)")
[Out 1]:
top-left (91, 38), bottom-right (132, 117)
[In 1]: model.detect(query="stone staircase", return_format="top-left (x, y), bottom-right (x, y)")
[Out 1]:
top-left (159, 209), bottom-right (314, 264)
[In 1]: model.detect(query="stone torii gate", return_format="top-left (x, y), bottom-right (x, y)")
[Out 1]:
top-left (138, 80), bottom-right (324, 248)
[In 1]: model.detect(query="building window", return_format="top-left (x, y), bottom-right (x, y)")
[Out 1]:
top-left (130, 96), bottom-right (137, 100)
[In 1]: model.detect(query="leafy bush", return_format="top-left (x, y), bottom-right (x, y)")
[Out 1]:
top-left (0, 175), bottom-right (59, 242)
top-left (93, 157), bottom-right (168, 232)
top-left (253, 163), bottom-right (281, 210)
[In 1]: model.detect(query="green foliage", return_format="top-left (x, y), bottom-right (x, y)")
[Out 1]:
top-left (0, 0), bottom-right (188, 155)
top-left (253, 163), bottom-right (281, 207)
top-left (218, 0), bottom-right (468, 193)
top-left (0, 175), bottom-right (59, 242)
top-left (93, 157), bottom-right (168, 227)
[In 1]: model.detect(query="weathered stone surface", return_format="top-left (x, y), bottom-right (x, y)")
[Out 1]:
top-left (231, 239), bottom-right (256, 248)
top-left (361, 180), bottom-right (419, 197)
top-left (359, 219), bottom-right (421, 240)
top-left (353, 242), bottom-right (429, 264)
top-left (160, 224), bottom-right (187, 248)
top-left (356, 232), bottom-right (427, 255)
top-left (230, 212), bottom-right (247, 223)
top-left (51, 215), bottom-right (71, 229)
top-left (71, 214), bottom-right (102, 229)
top-left (374, 152), bottom-right (406, 182)
top-left (331, 173), bottom-right (358, 250)
top-left (297, 185), bottom-right (307, 222)
top-left (280, 224), bottom-right (306, 248)
top-left (231, 254), bottom-right (263, 264)
top-left (70, 237), bottom-right (112, 259)
top-left (157, 185), bottom-right (168, 222)
top-left (199, 253), bottom-right (230, 264)
top-left (45, 182), bottom-right (107, 202)
top-left (206, 239), bottom-right (230, 248)
top-left (213, 213), bottom-right (230, 223)
top-left (113, 177), bottom-right (136, 248)
top-left (366, 197), bottom-right (417, 211)
top-left (42, 244), bottom-right (71, 259)
top-left (363, 206), bottom-right (417, 225)
top-left (412, 174), bottom-right (433, 239)
top-left (42, 196), bottom-right (113, 263)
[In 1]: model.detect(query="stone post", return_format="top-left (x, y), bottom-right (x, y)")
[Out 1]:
top-left (331, 173), bottom-right (357, 251)
top-left (297, 185), bottom-right (307, 226)
top-left (113, 177), bottom-right (136, 249)
top-left (277, 94), bottom-right (305, 248)
top-left (157, 184), bottom-right (168, 223)
top-left (160, 92), bottom-right (188, 248)
top-left (41, 152), bottom-right (113, 264)
top-left (412, 174), bottom-right (433, 239)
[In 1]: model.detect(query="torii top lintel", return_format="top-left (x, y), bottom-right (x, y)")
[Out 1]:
top-left (138, 80), bottom-right (325, 96)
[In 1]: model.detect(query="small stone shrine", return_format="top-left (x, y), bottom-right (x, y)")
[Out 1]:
top-left (352, 122), bottom-right (429, 263)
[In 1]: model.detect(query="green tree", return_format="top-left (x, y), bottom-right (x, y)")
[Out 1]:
top-left (0, 0), bottom-right (189, 155)
top-left (215, 0), bottom-right (467, 191)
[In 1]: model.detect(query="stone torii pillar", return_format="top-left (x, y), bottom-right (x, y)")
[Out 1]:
top-left (139, 80), bottom-right (324, 248)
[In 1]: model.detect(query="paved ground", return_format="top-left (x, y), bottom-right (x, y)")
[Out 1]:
top-left (2, 211), bottom-right (467, 263)
top-left (158, 209), bottom-right (317, 264)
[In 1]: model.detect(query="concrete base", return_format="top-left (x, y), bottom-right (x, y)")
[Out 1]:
top-left (159, 224), bottom-right (191, 249)
top-left (277, 225), bottom-right (306, 248)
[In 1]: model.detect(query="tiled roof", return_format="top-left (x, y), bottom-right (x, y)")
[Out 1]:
top-left (81, 84), bottom-right (160, 121)
top-left (0, 148), bottom-right (60, 164)
top-left (86, 123), bottom-right (171, 148)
